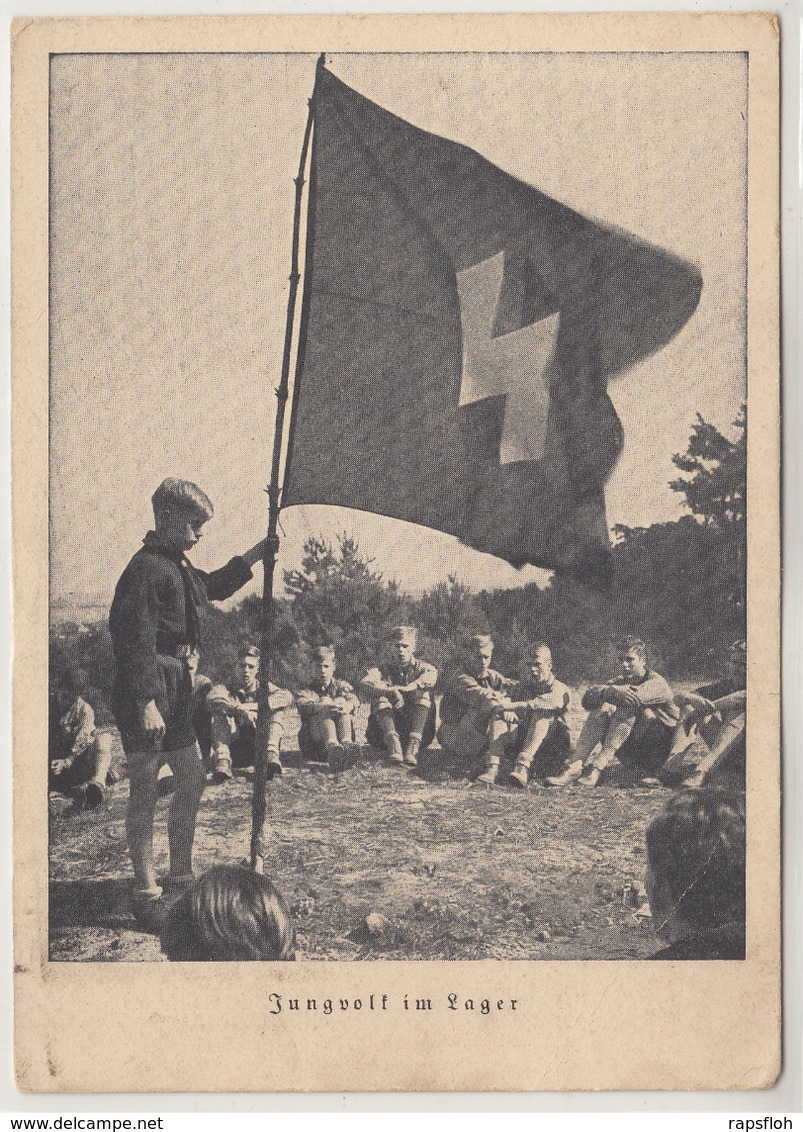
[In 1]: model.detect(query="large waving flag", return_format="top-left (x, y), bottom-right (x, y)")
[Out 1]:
top-left (283, 67), bottom-right (702, 581)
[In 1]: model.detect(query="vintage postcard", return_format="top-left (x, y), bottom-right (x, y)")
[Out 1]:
top-left (12, 13), bottom-right (780, 1093)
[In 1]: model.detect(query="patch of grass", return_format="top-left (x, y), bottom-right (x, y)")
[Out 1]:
top-left (49, 715), bottom-right (672, 961)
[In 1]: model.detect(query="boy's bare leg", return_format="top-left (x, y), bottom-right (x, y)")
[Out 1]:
top-left (510, 716), bottom-right (551, 786)
top-left (516, 715), bottom-right (552, 767)
top-left (125, 752), bottom-right (162, 895)
top-left (210, 712), bottom-right (233, 781)
top-left (668, 704), bottom-right (697, 758)
top-left (336, 714), bottom-right (355, 745)
top-left (403, 703), bottom-right (431, 766)
top-left (574, 707), bottom-right (641, 787)
top-left (265, 713), bottom-right (285, 772)
top-left (374, 707), bottom-right (403, 761)
top-left (90, 731), bottom-right (114, 786)
top-left (686, 711), bottom-right (746, 786)
top-left (589, 709), bottom-right (639, 771)
top-left (573, 705), bottom-right (614, 763)
top-left (477, 718), bottom-right (512, 783)
top-left (309, 714), bottom-right (342, 760)
top-left (166, 744), bottom-right (205, 881)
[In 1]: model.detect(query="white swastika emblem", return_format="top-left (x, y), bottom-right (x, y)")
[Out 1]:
top-left (456, 252), bottom-right (559, 464)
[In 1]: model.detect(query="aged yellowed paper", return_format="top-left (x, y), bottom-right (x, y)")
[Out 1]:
top-left (12, 13), bottom-right (779, 1092)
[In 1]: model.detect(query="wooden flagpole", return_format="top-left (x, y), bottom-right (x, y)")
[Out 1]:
top-left (251, 54), bottom-right (324, 874)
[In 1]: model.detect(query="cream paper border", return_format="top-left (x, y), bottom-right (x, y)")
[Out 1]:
top-left (11, 13), bottom-right (780, 1094)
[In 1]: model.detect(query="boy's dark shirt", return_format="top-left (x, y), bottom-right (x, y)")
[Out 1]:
top-left (109, 532), bottom-right (252, 703)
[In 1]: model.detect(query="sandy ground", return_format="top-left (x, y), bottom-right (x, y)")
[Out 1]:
top-left (49, 695), bottom-right (678, 963)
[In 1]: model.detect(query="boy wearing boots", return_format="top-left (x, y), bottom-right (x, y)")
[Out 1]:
top-left (546, 636), bottom-right (678, 788)
top-left (361, 626), bottom-right (438, 767)
top-left (49, 669), bottom-right (116, 809)
top-left (501, 643), bottom-right (572, 788)
top-left (109, 477), bottom-right (268, 930)
top-left (296, 645), bottom-right (360, 766)
top-left (207, 644), bottom-right (293, 783)
top-left (438, 634), bottom-right (517, 775)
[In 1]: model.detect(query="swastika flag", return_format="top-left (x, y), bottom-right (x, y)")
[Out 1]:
top-left (283, 67), bottom-right (702, 581)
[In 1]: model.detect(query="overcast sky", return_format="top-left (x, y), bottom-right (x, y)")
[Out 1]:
top-left (49, 51), bottom-right (746, 604)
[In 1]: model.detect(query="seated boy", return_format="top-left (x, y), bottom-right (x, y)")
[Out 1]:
top-left (438, 634), bottom-right (517, 773)
top-left (664, 639), bottom-right (746, 789)
top-left (296, 645), bottom-right (359, 765)
top-left (187, 646), bottom-right (214, 764)
top-left (496, 643), bottom-right (572, 788)
top-left (109, 478), bottom-right (268, 929)
top-left (361, 626), bottom-right (438, 767)
top-left (546, 636), bottom-right (679, 788)
top-left (645, 787), bottom-right (745, 959)
top-left (49, 669), bottom-right (116, 809)
top-left (207, 644), bottom-right (293, 783)
top-left (160, 864), bottom-right (296, 962)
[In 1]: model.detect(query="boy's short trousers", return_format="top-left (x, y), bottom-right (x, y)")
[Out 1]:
top-left (616, 717), bottom-right (675, 775)
top-left (510, 715), bottom-right (571, 774)
top-left (113, 654), bottom-right (196, 754)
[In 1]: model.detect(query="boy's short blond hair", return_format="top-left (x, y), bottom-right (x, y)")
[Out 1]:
top-left (152, 478), bottom-right (214, 520)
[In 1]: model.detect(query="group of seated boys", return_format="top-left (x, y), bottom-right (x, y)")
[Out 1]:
top-left (196, 626), bottom-right (745, 793)
top-left (50, 626), bottom-right (746, 807)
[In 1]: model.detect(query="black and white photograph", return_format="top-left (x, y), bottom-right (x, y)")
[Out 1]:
top-left (12, 13), bottom-right (780, 1093)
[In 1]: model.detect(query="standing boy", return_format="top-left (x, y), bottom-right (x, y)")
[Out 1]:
top-left (361, 626), bottom-right (438, 767)
top-left (207, 644), bottom-right (293, 783)
top-left (109, 478), bottom-right (267, 929)
top-left (546, 636), bottom-right (679, 788)
top-left (296, 645), bottom-right (360, 765)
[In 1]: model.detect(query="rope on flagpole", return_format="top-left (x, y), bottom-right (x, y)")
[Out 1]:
top-left (251, 53), bottom-right (325, 875)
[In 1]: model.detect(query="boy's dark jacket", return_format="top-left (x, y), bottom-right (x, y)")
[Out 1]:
top-left (109, 532), bottom-right (252, 703)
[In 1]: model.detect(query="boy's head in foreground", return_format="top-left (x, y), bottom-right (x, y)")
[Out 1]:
top-left (152, 478), bottom-right (214, 554)
top-left (645, 787), bottom-right (745, 944)
top-left (160, 865), bottom-right (296, 962)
